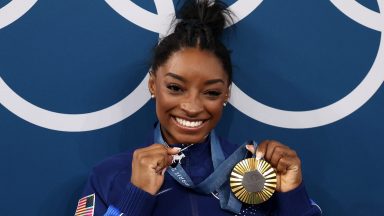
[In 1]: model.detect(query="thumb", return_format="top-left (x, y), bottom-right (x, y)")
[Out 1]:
top-left (167, 147), bottom-right (181, 155)
top-left (245, 144), bottom-right (255, 154)
top-left (245, 144), bottom-right (263, 160)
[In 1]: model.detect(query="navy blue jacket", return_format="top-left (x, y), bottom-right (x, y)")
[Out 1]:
top-left (80, 129), bottom-right (322, 216)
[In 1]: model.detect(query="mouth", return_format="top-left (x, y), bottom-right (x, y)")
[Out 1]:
top-left (172, 116), bottom-right (207, 129)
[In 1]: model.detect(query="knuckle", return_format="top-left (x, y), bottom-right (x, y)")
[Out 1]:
top-left (152, 143), bottom-right (162, 147)
top-left (153, 143), bottom-right (165, 149)
top-left (291, 150), bottom-right (297, 156)
top-left (156, 153), bottom-right (166, 160)
top-left (280, 157), bottom-right (289, 165)
top-left (270, 159), bottom-right (279, 167)
top-left (296, 157), bottom-right (302, 166)
top-left (277, 164), bottom-right (285, 171)
top-left (274, 146), bottom-right (284, 153)
top-left (138, 156), bottom-right (149, 165)
top-left (278, 151), bottom-right (286, 158)
top-left (269, 140), bottom-right (280, 145)
top-left (133, 149), bottom-right (141, 159)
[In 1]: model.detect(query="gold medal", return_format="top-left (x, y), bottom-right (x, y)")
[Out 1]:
top-left (230, 158), bottom-right (277, 204)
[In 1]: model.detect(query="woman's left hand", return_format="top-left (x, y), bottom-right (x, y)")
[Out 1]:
top-left (246, 140), bottom-right (302, 192)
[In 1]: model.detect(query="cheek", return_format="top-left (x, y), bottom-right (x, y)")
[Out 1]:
top-left (155, 90), bottom-right (178, 113)
top-left (206, 101), bottom-right (224, 118)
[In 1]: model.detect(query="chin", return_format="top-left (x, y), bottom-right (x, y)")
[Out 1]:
top-left (173, 134), bottom-right (207, 145)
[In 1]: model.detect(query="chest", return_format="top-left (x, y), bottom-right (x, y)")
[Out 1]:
top-left (152, 179), bottom-right (234, 216)
top-left (152, 179), bottom-right (270, 216)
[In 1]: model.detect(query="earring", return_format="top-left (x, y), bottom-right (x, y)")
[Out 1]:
top-left (151, 94), bottom-right (155, 99)
top-left (224, 93), bottom-right (229, 107)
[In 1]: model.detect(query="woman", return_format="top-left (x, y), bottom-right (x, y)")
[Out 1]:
top-left (77, 1), bottom-right (321, 215)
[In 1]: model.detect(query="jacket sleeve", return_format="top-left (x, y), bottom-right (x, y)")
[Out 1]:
top-left (77, 158), bottom-right (157, 216)
top-left (77, 168), bottom-right (109, 216)
top-left (272, 182), bottom-right (322, 216)
top-left (107, 182), bottom-right (157, 215)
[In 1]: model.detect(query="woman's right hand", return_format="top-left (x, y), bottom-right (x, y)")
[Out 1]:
top-left (131, 144), bottom-right (180, 195)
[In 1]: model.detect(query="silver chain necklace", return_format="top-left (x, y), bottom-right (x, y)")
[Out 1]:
top-left (165, 143), bottom-right (195, 167)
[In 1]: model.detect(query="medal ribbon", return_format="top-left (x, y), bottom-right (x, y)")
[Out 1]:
top-left (154, 124), bottom-right (251, 214)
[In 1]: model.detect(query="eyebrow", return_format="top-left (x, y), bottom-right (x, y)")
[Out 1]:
top-left (165, 73), bottom-right (186, 82)
top-left (204, 79), bottom-right (225, 85)
top-left (165, 72), bottom-right (225, 85)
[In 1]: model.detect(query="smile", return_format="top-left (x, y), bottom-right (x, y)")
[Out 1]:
top-left (174, 117), bottom-right (204, 128)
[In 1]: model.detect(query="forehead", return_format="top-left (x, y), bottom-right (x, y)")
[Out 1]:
top-left (157, 48), bottom-right (228, 83)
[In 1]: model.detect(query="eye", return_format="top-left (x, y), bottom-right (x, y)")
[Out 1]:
top-left (205, 90), bottom-right (222, 98)
top-left (167, 84), bottom-right (183, 93)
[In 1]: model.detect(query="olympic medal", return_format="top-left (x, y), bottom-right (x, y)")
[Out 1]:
top-left (230, 158), bottom-right (277, 204)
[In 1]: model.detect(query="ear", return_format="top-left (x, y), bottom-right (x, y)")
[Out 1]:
top-left (148, 72), bottom-right (156, 96)
top-left (226, 84), bottom-right (232, 101)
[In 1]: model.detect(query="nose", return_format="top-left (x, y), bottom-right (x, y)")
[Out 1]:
top-left (180, 97), bottom-right (204, 117)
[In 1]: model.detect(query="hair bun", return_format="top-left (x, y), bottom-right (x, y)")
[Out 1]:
top-left (151, 0), bottom-right (234, 84)
top-left (174, 0), bottom-right (232, 38)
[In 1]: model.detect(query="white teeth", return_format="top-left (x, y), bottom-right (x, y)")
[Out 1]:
top-left (175, 117), bottom-right (203, 128)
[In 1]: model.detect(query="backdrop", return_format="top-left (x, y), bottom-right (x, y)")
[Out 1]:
top-left (1, 0), bottom-right (383, 215)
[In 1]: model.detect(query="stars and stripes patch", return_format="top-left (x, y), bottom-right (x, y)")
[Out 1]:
top-left (75, 194), bottom-right (95, 216)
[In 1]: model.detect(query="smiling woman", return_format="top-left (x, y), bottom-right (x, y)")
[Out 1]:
top-left (77, 1), bottom-right (322, 215)
top-left (149, 48), bottom-right (230, 145)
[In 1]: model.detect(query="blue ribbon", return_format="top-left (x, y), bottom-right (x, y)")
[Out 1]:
top-left (154, 124), bottom-right (253, 214)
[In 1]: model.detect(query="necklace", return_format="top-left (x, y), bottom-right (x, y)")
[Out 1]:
top-left (179, 143), bottom-right (195, 152)
top-left (167, 143), bottom-right (195, 167)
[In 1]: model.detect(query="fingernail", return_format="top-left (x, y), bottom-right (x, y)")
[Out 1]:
top-left (256, 151), bottom-right (263, 160)
top-left (173, 147), bottom-right (181, 152)
top-left (245, 145), bottom-right (251, 151)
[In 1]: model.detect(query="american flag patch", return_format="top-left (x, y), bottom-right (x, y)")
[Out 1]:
top-left (75, 194), bottom-right (95, 216)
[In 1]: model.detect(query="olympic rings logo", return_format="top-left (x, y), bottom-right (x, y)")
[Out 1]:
top-left (0, 0), bottom-right (383, 131)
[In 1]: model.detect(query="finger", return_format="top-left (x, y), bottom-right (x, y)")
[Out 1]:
top-left (286, 156), bottom-right (301, 172)
top-left (245, 144), bottom-right (255, 155)
top-left (139, 143), bottom-right (168, 154)
top-left (167, 147), bottom-right (181, 155)
top-left (276, 173), bottom-right (281, 192)
top-left (135, 148), bottom-right (169, 169)
top-left (161, 168), bottom-right (167, 175)
top-left (264, 140), bottom-right (287, 162)
top-left (275, 156), bottom-right (290, 174)
top-left (255, 140), bottom-right (270, 160)
top-left (136, 149), bottom-right (167, 165)
top-left (277, 154), bottom-right (302, 173)
top-left (133, 146), bottom-right (163, 160)
top-left (269, 146), bottom-right (290, 168)
top-left (264, 140), bottom-right (278, 161)
top-left (152, 153), bottom-right (174, 172)
top-left (139, 144), bottom-right (176, 159)
top-left (143, 144), bottom-right (180, 157)
top-left (155, 165), bottom-right (168, 174)
top-left (138, 147), bottom-right (176, 171)
top-left (161, 154), bottom-right (174, 170)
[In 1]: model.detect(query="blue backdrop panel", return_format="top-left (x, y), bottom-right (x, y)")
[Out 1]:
top-left (0, 0), bottom-right (383, 215)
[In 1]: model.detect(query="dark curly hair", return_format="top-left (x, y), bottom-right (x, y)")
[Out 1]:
top-left (151, 0), bottom-right (234, 85)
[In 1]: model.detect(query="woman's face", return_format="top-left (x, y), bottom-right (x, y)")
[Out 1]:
top-left (149, 48), bottom-right (230, 145)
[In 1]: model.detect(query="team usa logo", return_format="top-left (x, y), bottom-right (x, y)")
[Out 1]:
top-left (0, 0), bottom-right (383, 131)
top-left (75, 194), bottom-right (95, 216)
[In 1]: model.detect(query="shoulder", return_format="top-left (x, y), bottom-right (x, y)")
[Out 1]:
top-left (92, 151), bottom-right (133, 177)
top-left (91, 138), bottom-right (152, 180)
top-left (81, 150), bottom-right (137, 203)
top-left (86, 151), bottom-right (135, 194)
top-left (88, 128), bottom-right (154, 187)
